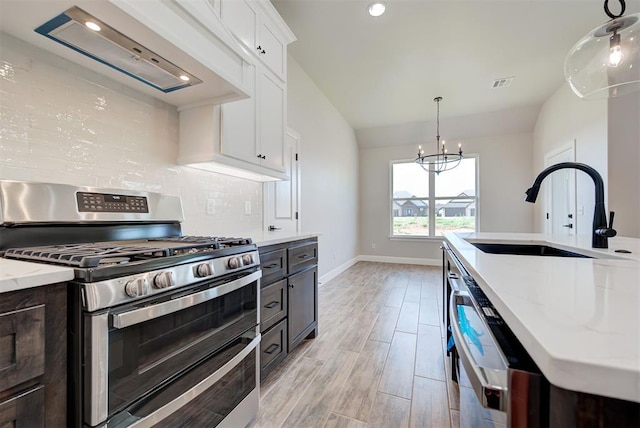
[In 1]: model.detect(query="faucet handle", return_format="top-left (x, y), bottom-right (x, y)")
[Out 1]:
top-left (596, 211), bottom-right (617, 238)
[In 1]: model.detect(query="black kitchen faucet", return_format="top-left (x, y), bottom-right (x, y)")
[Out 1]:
top-left (524, 162), bottom-right (617, 249)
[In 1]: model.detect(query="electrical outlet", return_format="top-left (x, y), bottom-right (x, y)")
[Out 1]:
top-left (244, 201), bottom-right (251, 215)
top-left (206, 199), bottom-right (215, 215)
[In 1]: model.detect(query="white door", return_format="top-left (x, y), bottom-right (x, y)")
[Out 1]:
top-left (263, 128), bottom-right (299, 234)
top-left (544, 142), bottom-right (576, 235)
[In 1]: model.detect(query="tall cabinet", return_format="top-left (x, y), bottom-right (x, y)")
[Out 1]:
top-left (178, 0), bottom-right (296, 182)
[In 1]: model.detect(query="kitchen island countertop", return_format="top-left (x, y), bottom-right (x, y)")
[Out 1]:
top-left (0, 258), bottom-right (74, 293)
top-left (445, 232), bottom-right (640, 403)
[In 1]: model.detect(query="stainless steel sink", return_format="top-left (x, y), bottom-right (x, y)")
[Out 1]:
top-left (470, 243), bottom-right (592, 258)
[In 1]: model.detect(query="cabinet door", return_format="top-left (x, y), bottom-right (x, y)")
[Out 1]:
top-left (258, 19), bottom-right (285, 78)
top-left (288, 267), bottom-right (317, 351)
top-left (220, 64), bottom-right (258, 165)
top-left (220, 0), bottom-right (257, 52)
top-left (258, 70), bottom-right (285, 172)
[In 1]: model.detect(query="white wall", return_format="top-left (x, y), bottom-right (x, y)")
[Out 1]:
top-left (532, 84), bottom-right (608, 235)
top-left (608, 93), bottom-right (640, 238)
top-left (359, 133), bottom-right (534, 262)
top-left (285, 56), bottom-right (360, 278)
top-left (0, 34), bottom-right (263, 236)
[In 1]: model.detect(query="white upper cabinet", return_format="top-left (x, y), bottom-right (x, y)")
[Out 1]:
top-left (220, 0), bottom-right (294, 81)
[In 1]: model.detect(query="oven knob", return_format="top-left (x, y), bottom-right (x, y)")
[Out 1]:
top-left (195, 263), bottom-right (214, 278)
top-left (124, 278), bottom-right (148, 298)
top-left (227, 257), bottom-right (241, 269)
top-left (242, 254), bottom-right (254, 265)
top-left (153, 271), bottom-right (175, 289)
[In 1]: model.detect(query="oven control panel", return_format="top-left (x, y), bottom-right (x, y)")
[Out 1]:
top-left (76, 191), bottom-right (149, 213)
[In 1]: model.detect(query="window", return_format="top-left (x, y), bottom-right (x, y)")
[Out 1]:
top-left (391, 157), bottom-right (477, 237)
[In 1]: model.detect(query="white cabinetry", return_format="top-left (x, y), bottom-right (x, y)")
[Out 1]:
top-left (178, 0), bottom-right (295, 181)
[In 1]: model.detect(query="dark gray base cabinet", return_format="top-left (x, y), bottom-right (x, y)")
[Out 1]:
top-left (287, 266), bottom-right (317, 352)
top-left (258, 237), bottom-right (318, 381)
top-left (0, 283), bottom-right (67, 428)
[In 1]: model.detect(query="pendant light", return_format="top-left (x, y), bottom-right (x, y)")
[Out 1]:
top-left (415, 97), bottom-right (463, 174)
top-left (564, 0), bottom-right (640, 99)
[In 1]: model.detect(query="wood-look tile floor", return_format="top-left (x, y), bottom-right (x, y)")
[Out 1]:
top-left (251, 262), bottom-right (461, 428)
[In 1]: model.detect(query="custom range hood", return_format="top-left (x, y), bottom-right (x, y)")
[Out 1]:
top-left (0, 0), bottom-right (253, 107)
top-left (35, 6), bottom-right (203, 93)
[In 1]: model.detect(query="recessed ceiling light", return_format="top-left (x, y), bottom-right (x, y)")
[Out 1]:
top-left (85, 21), bottom-right (101, 32)
top-left (368, 2), bottom-right (386, 17)
top-left (179, 75), bottom-right (190, 82)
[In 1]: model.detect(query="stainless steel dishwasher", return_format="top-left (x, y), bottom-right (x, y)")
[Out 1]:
top-left (443, 242), bottom-right (549, 428)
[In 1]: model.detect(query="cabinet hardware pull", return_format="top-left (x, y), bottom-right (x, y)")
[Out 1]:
top-left (264, 301), bottom-right (279, 309)
top-left (265, 343), bottom-right (280, 354)
top-left (298, 254), bottom-right (309, 259)
top-left (264, 263), bottom-right (279, 269)
top-left (289, 283), bottom-right (295, 288)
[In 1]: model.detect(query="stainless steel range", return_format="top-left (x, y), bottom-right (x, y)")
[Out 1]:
top-left (0, 181), bottom-right (261, 428)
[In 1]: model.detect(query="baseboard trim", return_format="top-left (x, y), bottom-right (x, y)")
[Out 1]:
top-left (356, 255), bottom-right (441, 266)
top-left (318, 256), bottom-right (360, 286)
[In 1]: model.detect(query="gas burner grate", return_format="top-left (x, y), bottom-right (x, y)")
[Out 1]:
top-left (4, 243), bottom-right (172, 268)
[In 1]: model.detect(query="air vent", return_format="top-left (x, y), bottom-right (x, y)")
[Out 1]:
top-left (492, 77), bottom-right (514, 88)
top-left (35, 6), bottom-right (202, 93)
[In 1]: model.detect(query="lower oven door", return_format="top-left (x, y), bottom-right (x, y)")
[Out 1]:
top-left (83, 269), bottom-right (261, 427)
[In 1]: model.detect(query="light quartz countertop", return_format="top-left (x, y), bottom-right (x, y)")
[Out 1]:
top-left (444, 232), bottom-right (640, 403)
top-left (0, 258), bottom-right (74, 293)
top-left (251, 232), bottom-right (319, 248)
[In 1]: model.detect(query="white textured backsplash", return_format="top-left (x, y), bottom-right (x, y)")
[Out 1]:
top-left (0, 34), bottom-right (263, 237)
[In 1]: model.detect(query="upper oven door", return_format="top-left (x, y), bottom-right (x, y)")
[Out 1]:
top-left (83, 269), bottom-right (260, 426)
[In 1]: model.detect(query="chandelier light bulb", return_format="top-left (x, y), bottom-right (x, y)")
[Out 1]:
top-left (609, 33), bottom-right (624, 67)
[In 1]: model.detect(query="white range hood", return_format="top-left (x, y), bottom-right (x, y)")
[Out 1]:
top-left (0, 0), bottom-right (253, 107)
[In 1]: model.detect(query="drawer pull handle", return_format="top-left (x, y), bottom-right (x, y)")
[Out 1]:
top-left (265, 343), bottom-right (280, 354)
top-left (298, 254), bottom-right (310, 259)
top-left (264, 301), bottom-right (279, 309)
top-left (264, 263), bottom-right (279, 269)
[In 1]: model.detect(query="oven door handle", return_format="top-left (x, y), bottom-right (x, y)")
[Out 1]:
top-left (111, 270), bottom-right (262, 329)
top-left (449, 290), bottom-right (509, 412)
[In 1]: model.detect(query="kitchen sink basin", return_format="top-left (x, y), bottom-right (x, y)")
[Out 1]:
top-left (470, 243), bottom-right (593, 258)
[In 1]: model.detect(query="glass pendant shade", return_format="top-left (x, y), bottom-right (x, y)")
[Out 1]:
top-left (564, 13), bottom-right (640, 99)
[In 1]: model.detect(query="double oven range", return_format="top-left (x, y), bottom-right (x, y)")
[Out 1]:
top-left (0, 181), bottom-right (261, 428)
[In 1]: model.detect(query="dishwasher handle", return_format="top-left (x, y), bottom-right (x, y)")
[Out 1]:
top-left (449, 290), bottom-right (509, 412)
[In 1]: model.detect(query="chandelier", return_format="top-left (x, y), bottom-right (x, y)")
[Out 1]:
top-left (415, 97), bottom-right (463, 174)
top-left (564, 0), bottom-right (640, 99)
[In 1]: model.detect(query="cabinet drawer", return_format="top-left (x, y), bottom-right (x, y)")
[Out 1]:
top-left (261, 279), bottom-right (287, 332)
top-left (288, 242), bottom-right (318, 274)
top-left (0, 305), bottom-right (45, 392)
top-left (0, 385), bottom-right (45, 428)
top-left (260, 249), bottom-right (287, 285)
top-left (260, 319), bottom-right (287, 379)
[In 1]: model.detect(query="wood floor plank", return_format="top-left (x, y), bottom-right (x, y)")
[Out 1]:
top-left (409, 376), bottom-right (450, 428)
top-left (363, 290), bottom-right (392, 313)
top-left (367, 393), bottom-right (411, 428)
top-left (281, 349), bottom-right (359, 428)
top-left (378, 331), bottom-right (417, 399)
top-left (338, 310), bottom-right (379, 353)
top-left (415, 324), bottom-right (446, 381)
top-left (404, 280), bottom-right (422, 303)
top-left (385, 287), bottom-right (406, 308)
top-left (323, 413), bottom-right (367, 428)
top-left (419, 297), bottom-right (440, 326)
top-left (261, 338), bottom-right (315, 398)
top-left (332, 340), bottom-right (390, 421)
top-left (396, 301), bottom-right (420, 334)
top-left (252, 357), bottom-right (324, 427)
top-left (368, 306), bottom-right (400, 343)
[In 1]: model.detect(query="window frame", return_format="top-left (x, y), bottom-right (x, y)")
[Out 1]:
top-left (389, 155), bottom-right (479, 239)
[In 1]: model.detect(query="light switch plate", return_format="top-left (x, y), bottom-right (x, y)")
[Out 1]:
top-left (244, 201), bottom-right (251, 215)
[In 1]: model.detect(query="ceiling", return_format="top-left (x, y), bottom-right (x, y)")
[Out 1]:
top-left (272, 0), bottom-right (639, 145)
